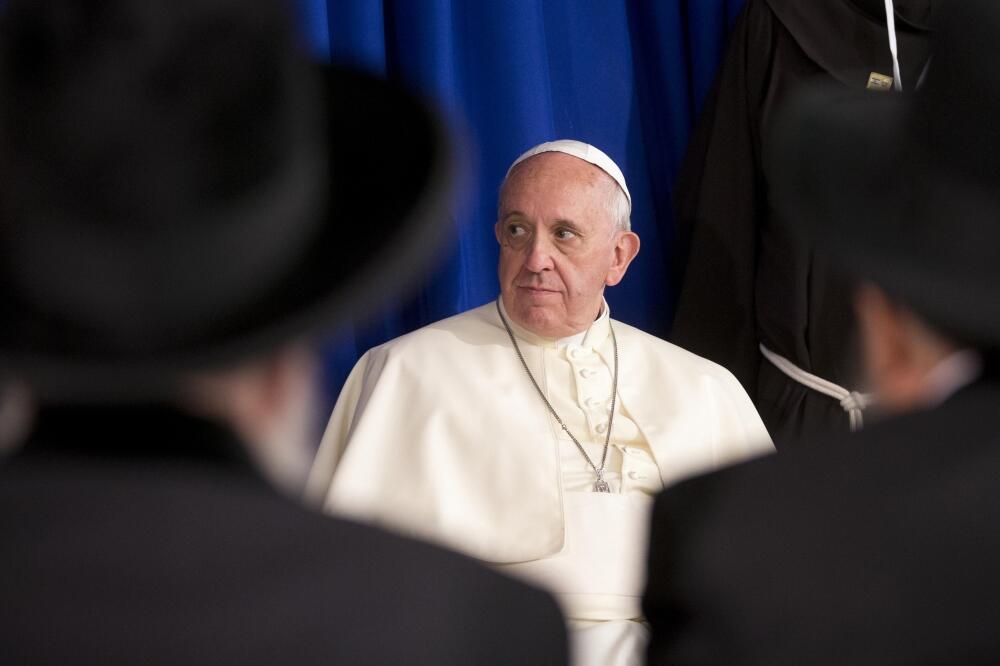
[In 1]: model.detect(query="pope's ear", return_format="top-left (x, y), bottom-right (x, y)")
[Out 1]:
top-left (606, 231), bottom-right (640, 286)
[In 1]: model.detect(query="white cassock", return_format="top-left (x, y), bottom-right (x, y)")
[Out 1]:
top-left (306, 298), bottom-right (773, 665)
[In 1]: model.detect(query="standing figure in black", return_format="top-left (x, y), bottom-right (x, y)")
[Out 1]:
top-left (671, 0), bottom-right (935, 446)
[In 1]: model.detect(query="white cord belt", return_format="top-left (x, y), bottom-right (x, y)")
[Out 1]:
top-left (759, 343), bottom-right (875, 432)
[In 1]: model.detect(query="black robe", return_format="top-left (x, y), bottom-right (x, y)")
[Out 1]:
top-left (0, 404), bottom-right (568, 665)
top-left (643, 376), bottom-right (1000, 663)
top-left (670, 0), bottom-right (934, 447)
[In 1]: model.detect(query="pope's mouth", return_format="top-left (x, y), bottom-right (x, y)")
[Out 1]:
top-left (516, 286), bottom-right (560, 296)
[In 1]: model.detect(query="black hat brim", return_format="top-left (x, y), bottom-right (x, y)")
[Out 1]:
top-left (0, 63), bottom-right (455, 397)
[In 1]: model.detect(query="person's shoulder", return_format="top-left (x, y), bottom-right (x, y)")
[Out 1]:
top-left (1, 461), bottom-right (567, 664)
top-left (368, 301), bottom-right (498, 357)
top-left (256, 492), bottom-right (569, 662)
top-left (340, 302), bottom-right (501, 388)
top-left (651, 393), bottom-right (974, 527)
top-left (652, 441), bottom-right (777, 517)
top-left (613, 318), bottom-right (744, 381)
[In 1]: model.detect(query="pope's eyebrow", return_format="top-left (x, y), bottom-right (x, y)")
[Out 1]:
top-left (499, 212), bottom-right (584, 235)
top-left (501, 211), bottom-right (528, 223)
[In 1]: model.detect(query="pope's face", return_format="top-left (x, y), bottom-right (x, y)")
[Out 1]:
top-left (495, 152), bottom-right (639, 338)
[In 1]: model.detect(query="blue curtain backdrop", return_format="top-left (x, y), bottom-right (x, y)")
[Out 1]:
top-left (294, 0), bottom-right (746, 407)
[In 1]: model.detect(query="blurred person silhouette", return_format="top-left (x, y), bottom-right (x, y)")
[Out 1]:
top-left (306, 139), bottom-right (772, 665)
top-left (0, 0), bottom-right (568, 663)
top-left (643, 0), bottom-right (1000, 662)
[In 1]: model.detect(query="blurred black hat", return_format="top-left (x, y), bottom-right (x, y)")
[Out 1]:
top-left (770, 0), bottom-right (1000, 349)
top-left (0, 0), bottom-right (452, 397)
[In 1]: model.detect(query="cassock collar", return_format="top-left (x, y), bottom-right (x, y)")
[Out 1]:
top-left (764, 0), bottom-right (933, 88)
top-left (495, 296), bottom-right (612, 350)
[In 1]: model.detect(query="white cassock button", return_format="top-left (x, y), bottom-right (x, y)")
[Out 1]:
top-left (628, 471), bottom-right (642, 480)
top-left (568, 345), bottom-right (589, 360)
top-left (584, 397), bottom-right (601, 408)
top-left (579, 368), bottom-right (595, 378)
top-left (595, 422), bottom-right (608, 434)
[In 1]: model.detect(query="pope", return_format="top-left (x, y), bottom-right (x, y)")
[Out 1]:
top-left (306, 140), bottom-right (773, 665)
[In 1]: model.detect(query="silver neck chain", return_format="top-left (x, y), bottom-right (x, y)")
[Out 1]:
top-left (496, 299), bottom-right (619, 493)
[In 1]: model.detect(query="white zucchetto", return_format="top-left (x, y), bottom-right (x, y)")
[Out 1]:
top-left (506, 139), bottom-right (631, 211)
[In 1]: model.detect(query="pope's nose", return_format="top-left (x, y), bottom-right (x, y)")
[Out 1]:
top-left (523, 235), bottom-right (555, 272)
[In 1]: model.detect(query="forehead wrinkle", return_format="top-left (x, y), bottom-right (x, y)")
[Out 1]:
top-left (500, 153), bottom-right (621, 229)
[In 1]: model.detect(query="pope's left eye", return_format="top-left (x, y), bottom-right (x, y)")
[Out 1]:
top-left (555, 229), bottom-right (576, 240)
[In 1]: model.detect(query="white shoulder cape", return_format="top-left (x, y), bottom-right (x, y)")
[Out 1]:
top-left (305, 301), bottom-right (772, 563)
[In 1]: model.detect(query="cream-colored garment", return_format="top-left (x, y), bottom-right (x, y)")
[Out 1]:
top-left (505, 308), bottom-right (656, 666)
top-left (305, 298), bottom-right (773, 565)
top-left (500, 302), bottom-right (657, 618)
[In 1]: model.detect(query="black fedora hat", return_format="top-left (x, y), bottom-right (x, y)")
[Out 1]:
top-left (769, 0), bottom-right (1000, 350)
top-left (0, 0), bottom-right (453, 397)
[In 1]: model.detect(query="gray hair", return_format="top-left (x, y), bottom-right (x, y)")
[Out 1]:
top-left (606, 182), bottom-right (631, 232)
